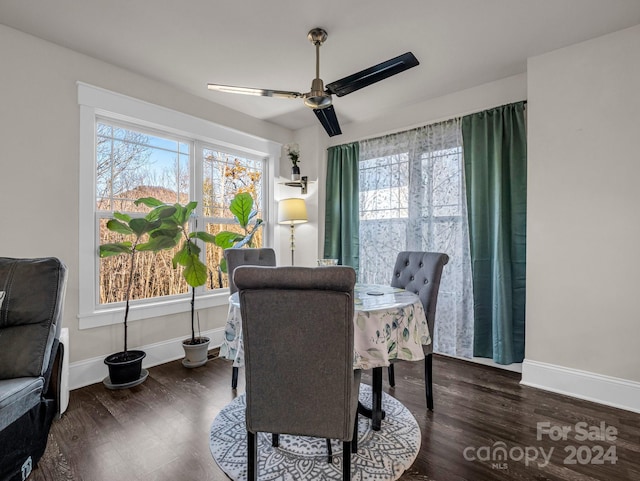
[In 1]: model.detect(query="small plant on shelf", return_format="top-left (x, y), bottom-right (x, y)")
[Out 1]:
top-left (285, 142), bottom-right (300, 166)
top-left (284, 143), bottom-right (301, 180)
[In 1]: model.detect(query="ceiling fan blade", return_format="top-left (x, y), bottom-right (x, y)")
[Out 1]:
top-left (314, 105), bottom-right (342, 137)
top-left (207, 84), bottom-right (303, 99)
top-left (325, 52), bottom-right (419, 97)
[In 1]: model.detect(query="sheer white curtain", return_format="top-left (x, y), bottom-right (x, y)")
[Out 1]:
top-left (358, 119), bottom-right (474, 358)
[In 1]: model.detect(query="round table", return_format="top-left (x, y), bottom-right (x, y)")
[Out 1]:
top-left (221, 283), bottom-right (430, 430)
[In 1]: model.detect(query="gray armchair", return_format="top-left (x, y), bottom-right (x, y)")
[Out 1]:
top-left (234, 266), bottom-right (360, 481)
top-left (224, 248), bottom-right (276, 389)
top-left (0, 257), bottom-right (68, 481)
top-left (389, 251), bottom-right (449, 410)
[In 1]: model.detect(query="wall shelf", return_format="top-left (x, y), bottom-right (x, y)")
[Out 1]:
top-left (281, 176), bottom-right (312, 194)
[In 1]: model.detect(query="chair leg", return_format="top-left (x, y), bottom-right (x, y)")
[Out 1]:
top-left (388, 363), bottom-right (395, 387)
top-left (425, 353), bottom-right (434, 410)
top-left (231, 366), bottom-right (239, 389)
top-left (342, 441), bottom-right (351, 480)
top-left (272, 433), bottom-right (279, 447)
top-left (326, 438), bottom-right (333, 463)
top-left (247, 431), bottom-right (257, 481)
top-left (372, 367), bottom-right (383, 430)
top-left (351, 413), bottom-right (358, 453)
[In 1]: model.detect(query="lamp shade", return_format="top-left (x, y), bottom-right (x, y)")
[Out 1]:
top-left (278, 198), bottom-right (308, 224)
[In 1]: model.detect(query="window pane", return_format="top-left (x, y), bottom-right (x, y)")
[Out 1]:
top-left (202, 148), bottom-right (265, 290)
top-left (96, 122), bottom-right (190, 212)
top-left (359, 218), bottom-right (407, 284)
top-left (426, 146), bottom-right (463, 217)
top-left (421, 220), bottom-right (462, 257)
top-left (97, 121), bottom-right (191, 304)
top-left (202, 149), bottom-right (264, 218)
top-left (359, 153), bottom-right (409, 221)
top-left (358, 123), bottom-right (464, 286)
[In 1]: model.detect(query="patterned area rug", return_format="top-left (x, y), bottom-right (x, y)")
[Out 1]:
top-left (209, 384), bottom-right (421, 480)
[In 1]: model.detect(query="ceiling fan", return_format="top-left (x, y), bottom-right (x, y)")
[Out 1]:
top-left (207, 28), bottom-right (419, 137)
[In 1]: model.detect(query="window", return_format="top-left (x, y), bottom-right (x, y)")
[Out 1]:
top-left (97, 121), bottom-right (193, 304)
top-left (200, 148), bottom-right (264, 291)
top-left (79, 83), bottom-right (278, 329)
top-left (357, 119), bottom-right (474, 358)
top-left (358, 124), bottom-right (465, 285)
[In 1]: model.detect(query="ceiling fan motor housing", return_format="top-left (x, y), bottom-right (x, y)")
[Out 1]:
top-left (304, 78), bottom-right (332, 109)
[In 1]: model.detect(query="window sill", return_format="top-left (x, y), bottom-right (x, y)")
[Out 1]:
top-left (78, 290), bottom-right (231, 330)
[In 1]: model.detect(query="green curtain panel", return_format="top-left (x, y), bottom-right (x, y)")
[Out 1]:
top-left (462, 101), bottom-right (527, 364)
top-left (324, 142), bottom-right (360, 272)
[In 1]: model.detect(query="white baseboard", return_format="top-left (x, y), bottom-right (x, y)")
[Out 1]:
top-left (521, 359), bottom-right (640, 414)
top-left (442, 353), bottom-right (522, 373)
top-left (68, 327), bottom-right (226, 390)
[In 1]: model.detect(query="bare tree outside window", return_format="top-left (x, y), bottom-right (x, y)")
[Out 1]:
top-left (202, 150), bottom-right (264, 290)
top-left (96, 121), bottom-right (264, 304)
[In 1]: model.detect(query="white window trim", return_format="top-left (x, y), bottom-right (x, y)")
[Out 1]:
top-left (78, 82), bottom-right (280, 330)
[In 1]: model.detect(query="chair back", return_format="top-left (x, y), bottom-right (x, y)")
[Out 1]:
top-left (235, 266), bottom-right (359, 441)
top-left (0, 257), bottom-right (67, 379)
top-left (390, 251), bottom-right (449, 354)
top-left (224, 248), bottom-right (276, 294)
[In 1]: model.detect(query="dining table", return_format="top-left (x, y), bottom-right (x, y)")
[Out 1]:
top-left (220, 282), bottom-right (431, 430)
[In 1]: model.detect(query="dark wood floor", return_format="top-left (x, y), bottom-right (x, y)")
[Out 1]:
top-left (30, 353), bottom-right (640, 481)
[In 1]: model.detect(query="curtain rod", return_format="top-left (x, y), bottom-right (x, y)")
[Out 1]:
top-left (327, 99), bottom-right (526, 149)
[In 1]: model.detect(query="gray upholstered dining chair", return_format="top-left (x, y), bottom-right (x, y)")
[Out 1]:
top-left (234, 265), bottom-right (360, 481)
top-left (388, 251), bottom-right (449, 410)
top-left (224, 247), bottom-right (276, 389)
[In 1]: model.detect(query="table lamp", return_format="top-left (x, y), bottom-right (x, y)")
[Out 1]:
top-left (278, 198), bottom-right (308, 265)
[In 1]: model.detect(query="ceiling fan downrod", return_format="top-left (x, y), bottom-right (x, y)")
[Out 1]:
top-left (304, 28), bottom-right (332, 109)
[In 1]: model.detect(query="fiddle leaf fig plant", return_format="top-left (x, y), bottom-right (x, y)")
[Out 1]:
top-left (214, 192), bottom-right (264, 274)
top-left (99, 199), bottom-right (177, 353)
top-left (137, 197), bottom-right (217, 344)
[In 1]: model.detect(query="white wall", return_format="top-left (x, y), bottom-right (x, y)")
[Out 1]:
top-left (274, 125), bottom-right (325, 267)
top-left (0, 25), bottom-right (292, 379)
top-left (523, 24), bottom-right (640, 410)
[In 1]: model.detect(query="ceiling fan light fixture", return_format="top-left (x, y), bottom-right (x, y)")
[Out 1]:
top-left (207, 84), bottom-right (265, 96)
top-left (304, 95), bottom-right (332, 109)
top-left (207, 84), bottom-right (302, 99)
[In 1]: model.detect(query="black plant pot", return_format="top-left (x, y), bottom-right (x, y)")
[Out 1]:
top-left (104, 350), bottom-right (146, 385)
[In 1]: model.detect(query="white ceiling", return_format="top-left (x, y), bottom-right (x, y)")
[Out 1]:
top-left (2, 0), bottom-right (640, 133)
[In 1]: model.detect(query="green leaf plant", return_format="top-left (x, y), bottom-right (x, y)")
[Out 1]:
top-left (213, 192), bottom-right (264, 275)
top-left (99, 199), bottom-right (177, 354)
top-left (100, 193), bottom-right (263, 351)
top-left (147, 193), bottom-right (263, 345)
top-left (138, 197), bottom-right (217, 345)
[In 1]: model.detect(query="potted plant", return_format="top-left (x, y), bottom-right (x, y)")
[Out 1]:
top-left (146, 198), bottom-right (218, 368)
top-left (285, 143), bottom-right (301, 181)
top-left (99, 199), bottom-right (177, 388)
top-left (214, 192), bottom-right (264, 276)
